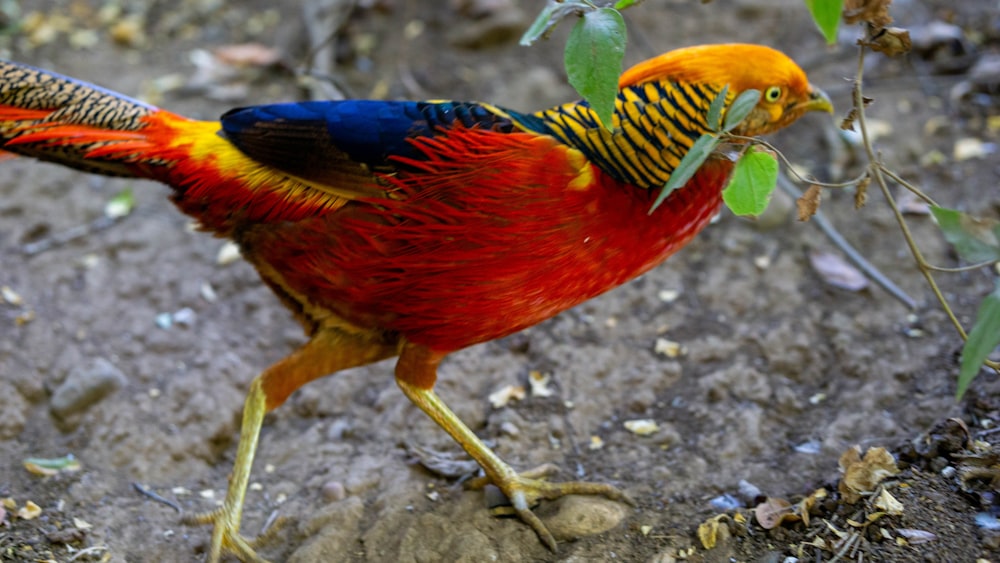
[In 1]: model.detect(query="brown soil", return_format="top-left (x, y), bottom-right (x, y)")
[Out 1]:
top-left (2, 1), bottom-right (999, 562)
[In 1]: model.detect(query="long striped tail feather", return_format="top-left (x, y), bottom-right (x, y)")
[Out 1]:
top-left (0, 60), bottom-right (174, 177)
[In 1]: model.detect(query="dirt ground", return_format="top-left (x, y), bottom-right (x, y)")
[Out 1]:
top-left (2, 1), bottom-right (1000, 562)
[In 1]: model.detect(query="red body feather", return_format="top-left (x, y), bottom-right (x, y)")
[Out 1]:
top-left (240, 127), bottom-right (732, 352)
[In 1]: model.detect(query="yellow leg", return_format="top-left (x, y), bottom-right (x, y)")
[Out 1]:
top-left (395, 342), bottom-right (632, 550)
top-left (183, 327), bottom-right (396, 562)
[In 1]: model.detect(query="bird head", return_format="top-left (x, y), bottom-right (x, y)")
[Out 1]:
top-left (619, 43), bottom-right (833, 136)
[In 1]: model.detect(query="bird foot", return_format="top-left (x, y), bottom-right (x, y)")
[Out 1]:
top-left (182, 507), bottom-right (283, 563)
top-left (466, 463), bottom-right (634, 550)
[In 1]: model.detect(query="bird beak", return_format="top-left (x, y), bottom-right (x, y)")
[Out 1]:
top-left (800, 85), bottom-right (834, 114)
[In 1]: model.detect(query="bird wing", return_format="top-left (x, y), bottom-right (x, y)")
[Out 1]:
top-left (219, 100), bottom-right (523, 197)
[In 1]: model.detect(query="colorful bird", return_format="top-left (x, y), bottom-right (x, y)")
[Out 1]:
top-left (0, 43), bottom-right (831, 561)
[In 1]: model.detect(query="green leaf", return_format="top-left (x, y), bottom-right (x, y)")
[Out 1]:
top-left (104, 187), bottom-right (135, 219)
top-left (565, 7), bottom-right (626, 131)
top-left (649, 133), bottom-right (719, 214)
top-left (956, 281), bottom-right (1000, 400)
top-left (804, 0), bottom-right (843, 45)
top-left (722, 147), bottom-right (779, 216)
top-left (613, 0), bottom-right (642, 9)
top-left (930, 206), bottom-right (1000, 263)
top-left (520, 2), bottom-right (560, 46)
top-left (707, 85), bottom-right (729, 132)
top-left (24, 454), bottom-right (81, 475)
top-left (722, 89), bottom-right (761, 132)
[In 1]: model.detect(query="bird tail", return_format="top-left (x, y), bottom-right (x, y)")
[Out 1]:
top-left (0, 59), bottom-right (205, 179)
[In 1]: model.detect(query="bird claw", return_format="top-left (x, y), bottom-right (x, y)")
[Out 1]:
top-left (182, 507), bottom-right (280, 563)
top-left (469, 463), bottom-right (634, 551)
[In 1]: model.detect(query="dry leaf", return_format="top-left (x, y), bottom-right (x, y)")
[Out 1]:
top-left (697, 514), bottom-right (730, 549)
top-left (855, 175), bottom-right (871, 209)
top-left (954, 137), bottom-right (994, 161)
top-left (17, 500), bottom-right (41, 520)
top-left (840, 107), bottom-right (858, 131)
top-left (799, 487), bottom-right (828, 527)
top-left (528, 371), bottom-right (553, 397)
top-left (797, 185), bottom-right (823, 221)
top-left (488, 384), bottom-right (525, 408)
top-left (874, 488), bottom-right (904, 515)
top-left (839, 446), bottom-right (900, 503)
top-left (213, 43), bottom-right (282, 67)
top-left (844, 0), bottom-right (893, 27)
top-left (867, 511), bottom-right (887, 523)
top-left (654, 338), bottom-right (684, 358)
top-left (588, 435), bottom-right (605, 450)
top-left (897, 528), bottom-right (937, 544)
top-left (870, 27), bottom-right (912, 56)
top-left (755, 497), bottom-right (799, 529)
top-left (73, 517), bottom-right (93, 530)
top-left (825, 520), bottom-right (849, 539)
top-left (809, 251), bottom-right (869, 291)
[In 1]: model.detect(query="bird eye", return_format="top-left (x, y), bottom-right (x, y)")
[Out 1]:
top-left (764, 86), bottom-right (782, 102)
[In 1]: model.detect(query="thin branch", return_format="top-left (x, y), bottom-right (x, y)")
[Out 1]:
top-left (132, 482), bottom-right (182, 513)
top-left (852, 44), bottom-right (969, 340)
top-left (924, 261), bottom-right (1000, 273)
top-left (878, 166), bottom-right (939, 207)
top-left (724, 134), bottom-right (867, 189)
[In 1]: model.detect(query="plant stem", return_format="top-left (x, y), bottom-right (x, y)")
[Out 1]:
top-left (852, 44), bottom-right (969, 340)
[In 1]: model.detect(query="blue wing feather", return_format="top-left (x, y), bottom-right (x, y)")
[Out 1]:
top-left (220, 100), bottom-right (525, 180)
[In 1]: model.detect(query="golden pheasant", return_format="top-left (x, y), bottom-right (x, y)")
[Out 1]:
top-left (0, 43), bottom-right (831, 561)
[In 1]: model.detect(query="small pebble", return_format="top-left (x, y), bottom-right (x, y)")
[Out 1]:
top-left (528, 370), bottom-right (554, 397)
top-left (657, 289), bottom-right (680, 303)
top-left (200, 282), bottom-right (218, 303)
top-left (155, 313), bottom-right (173, 329)
top-left (540, 496), bottom-right (627, 540)
top-left (217, 241), bottom-right (242, 265)
top-left (499, 421), bottom-right (520, 437)
top-left (709, 493), bottom-right (741, 511)
top-left (737, 480), bottom-right (762, 504)
top-left (172, 307), bottom-right (196, 327)
top-left (794, 440), bottom-right (822, 455)
top-left (974, 513), bottom-right (1000, 531)
top-left (588, 435), bottom-right (604, 450)
top-left (50, 358), bottom-right (127, 419)
top-left (321, 481), bottom-right (346, 503)
top-left (654, 338), bottom-right (684, 358)
top-left (1, 286), bottom-right (23, 305)
top-left (624, 419), bottom-right (659, 436)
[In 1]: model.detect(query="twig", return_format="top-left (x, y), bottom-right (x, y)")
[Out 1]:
top-left (132, 482), bottom-right (182, 513)
top-left (777, 174), bottom-right (917, 309)
top-left (20, 215), bottom-right (122, 256)
top-left (67, 545), bottom-right (110, 561)
top-left (925, 261), bottom-right (999, 274)
top-left (299, 0), bottom-right (356, 101)
top-left (878, 166), bottom-right (938, 207)
top-left (724, 134), bottom-right (866, 189)
top-left (851, 43), bottom-right (969, 340)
